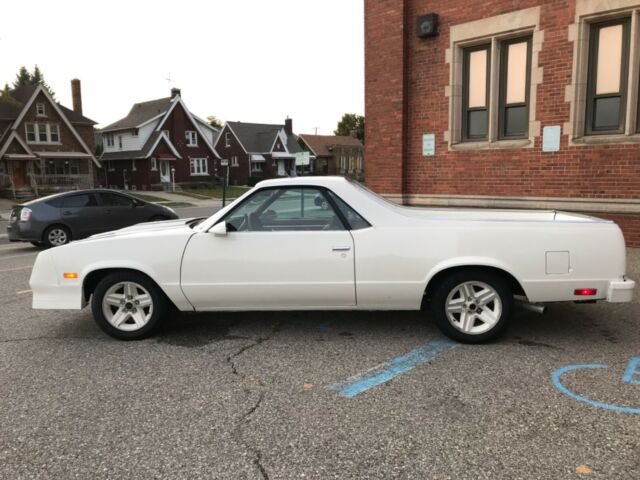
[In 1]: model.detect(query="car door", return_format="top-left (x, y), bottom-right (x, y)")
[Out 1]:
top-left (180, 186), bottom-right (356, 309)
top-left (60, 193), bottom-right (104, 238)
top-left (98, 192), bottom-right (140, 230)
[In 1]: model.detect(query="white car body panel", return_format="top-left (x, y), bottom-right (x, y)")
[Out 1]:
top-left (30, 177), bottom-right (635, 312)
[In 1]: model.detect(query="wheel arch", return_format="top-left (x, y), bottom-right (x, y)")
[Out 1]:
top-left (421, 262), bottom-right (526, 309)
top-left (83, 267), bottom-right (177, 309)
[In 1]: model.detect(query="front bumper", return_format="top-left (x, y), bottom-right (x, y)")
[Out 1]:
top-left (607, 278), bottom-right (636, 303)
top-left (29, 251), bottom-right (85, 310)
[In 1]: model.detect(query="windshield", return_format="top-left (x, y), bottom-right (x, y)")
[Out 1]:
top-left (347, 178), bottom-right (400, 209)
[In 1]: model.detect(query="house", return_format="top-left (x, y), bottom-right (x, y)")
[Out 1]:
top-left (214, 118), bottom-right (304, 185)
top-left (298, 134), bottom-right (364, 178)
top-left (365, 0), bottom-right (640, 245)
top-left (99, 88), bottom-right (220, 190)
top-left (0, 80), bottom-right (98, 199)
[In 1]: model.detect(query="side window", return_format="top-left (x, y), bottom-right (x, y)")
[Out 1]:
top-left (100, 193), bottom-right (134, 207)
top-left (326, 191), bottom-right (371, 230)
top-left (225, 187), bottom-right (344, 232)
top-left (63, 194), bottom-right (98, 208)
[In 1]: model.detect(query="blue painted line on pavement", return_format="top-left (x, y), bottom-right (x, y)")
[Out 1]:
top-left (328, 338), bottom-right (458, 398)
top-left (551, 364), bottom-right (640, 415)
top-left (622, 356), bottom-right (640, 385)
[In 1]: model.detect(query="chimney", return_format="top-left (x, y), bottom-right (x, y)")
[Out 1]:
top-left (171, 87), bottom-right (181, 98)
top-left (284, 117), bottom-right (293, 135)
top-left (71, 79), bottom-right (82, 114)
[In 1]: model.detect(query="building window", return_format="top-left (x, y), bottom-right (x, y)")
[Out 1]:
top-left (225, 131), bottom-right (231, 147)
top-left (132, 160), bottom-right (137, 171)
top-left (36, 103), bottom-right (45, 116)
top-left (185, 130), bottom-right (198, 146)
top-left (498, 37), bottom-right (532, 139)
top-left (462, 44), bottom-right (490, 141)
top-left (251, 161), bottom-right (263, 172)
top-left (49, 124), bottom-right (60, 142)
top-left (150, 157), bottom-right (157, 171)
top-left (190, 157), bottom-right (208, 175)
top-left (231, 155), bottom-right (239, 167)
top-left (585, 18), bottom-right (631, 135)
top-left (107, 161), bottom-right (115, 172)
top-left (132, 128), bottom-right (139, 137)
top-left (105, 133), bottom-right (114, 147)
top-left (118, 136), bottom-right (122, 149)
top-left (26, 124), bottom-right (36, 142)
top-left (38, 124), bottom-right (48, 142)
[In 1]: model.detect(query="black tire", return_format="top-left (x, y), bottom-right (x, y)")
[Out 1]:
top-left (149, 215), bottom-right (169, 222)
top-left (429, 269), bottom-right (513, 344)
top-left (30, 241), bottom-right (45, 248)
top-left (91, 271), bottom-right (168, 340)
top-left (43, 225), bottom-right (71, 248)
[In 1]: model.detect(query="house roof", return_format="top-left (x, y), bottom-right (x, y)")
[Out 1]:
top-left (298, 134), bottom-right (363, 157)
top-left (101, 97), bottom-right (172, 132)
top-left (100, 130), bottom-right (181, 161)
top-left (227, 121), bottom-right (303, 154)
top-left (0, 85), bottom-right (96, 124)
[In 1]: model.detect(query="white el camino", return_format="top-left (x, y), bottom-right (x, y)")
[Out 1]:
top-left (30, 177), bottom-right (635, 343)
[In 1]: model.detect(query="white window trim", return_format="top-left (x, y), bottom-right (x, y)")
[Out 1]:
top-left (150, 157), bottom-right (158, 171)
top-left (25, 122), bottom-right (62, 145)
top-left (251, 161), bottom-right (263, 172)
top-left (185, 130), bottom-right (198, 147)
top-left (566, 1), bottom-right (640, 146)
top-left (105, 133), bottom-right (114, 147)
top-left (445, 7), bottom-right (543, 151)
top-left (225, 131), bottom-right (231, 147)
top-left (190, 157), bottom-right (209, 176)
top-left (36, 103), bottom-right (46, 116)
top-left (231, 155), bottom-right (239, 167)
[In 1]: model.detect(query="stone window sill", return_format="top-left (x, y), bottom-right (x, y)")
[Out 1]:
top-left (450, 138), bottom-right (532, 151)
top-left (572, 134), bottom-right (640, 146)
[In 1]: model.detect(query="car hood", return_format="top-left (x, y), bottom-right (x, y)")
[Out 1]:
top-left (86, 218), bottom-right (199, 240)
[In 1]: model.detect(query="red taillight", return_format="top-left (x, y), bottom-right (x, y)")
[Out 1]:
top-left (574, 288), bottom-right (597, 296)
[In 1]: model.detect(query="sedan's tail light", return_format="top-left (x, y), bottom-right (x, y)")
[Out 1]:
top-left (19, 208), bottom-right (32, 223)
top-left (574, 288), bottom-right (597, 296)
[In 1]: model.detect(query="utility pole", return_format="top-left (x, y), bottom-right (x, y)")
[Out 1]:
top-left (221, 159), bottom-right (229, 207)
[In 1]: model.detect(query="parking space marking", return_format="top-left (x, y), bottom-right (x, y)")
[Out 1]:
top-left (16, 289), bottom-right (32, 295)
top-left (622, 357), bottom-right (640, 385)
top-left (328, 338), bottom-right (458, 398)
top-left (551, 363), bottom-right (640, 415)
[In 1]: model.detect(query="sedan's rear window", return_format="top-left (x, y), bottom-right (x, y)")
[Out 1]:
top-left (46, 197), bottom-right (65, 208)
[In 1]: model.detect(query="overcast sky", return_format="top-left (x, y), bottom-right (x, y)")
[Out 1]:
top-left (0, 0), bottom-right (364, 134)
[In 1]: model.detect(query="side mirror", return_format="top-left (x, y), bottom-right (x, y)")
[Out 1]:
top-left (211, 221), bottom-right (227, 236)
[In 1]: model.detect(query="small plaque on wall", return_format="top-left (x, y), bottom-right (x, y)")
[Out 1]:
top-left (422, 134), bottom-right (435, 156)
top-left (542, 126), bottom-right (561, 153)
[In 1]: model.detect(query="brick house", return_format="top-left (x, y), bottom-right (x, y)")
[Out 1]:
top-left (99, 88), bottom-right (220, 190)
top-left (214, 118), bottom-right (303, 185)
top-left (365, 0), bottom-right (640, 245)
top-left (0, 80), bottom-right (98, 199)
top-left (298, 134), bottom-right (364, 178)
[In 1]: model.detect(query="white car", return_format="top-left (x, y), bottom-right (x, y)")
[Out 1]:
top-left (30, 177), bottom-right (635, 343)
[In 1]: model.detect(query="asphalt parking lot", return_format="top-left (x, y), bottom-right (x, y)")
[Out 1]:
top-left (0, 239), bottom-right (638, 479)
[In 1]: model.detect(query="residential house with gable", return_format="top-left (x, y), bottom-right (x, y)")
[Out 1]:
top-left (214, 118), bottom-right (303, 185)
top-left (99, 88), bottom-right (220, 190)
top-left (298, 134), bottom-right (364, 178)
top-left (0, 80), bottom-right (98, 199)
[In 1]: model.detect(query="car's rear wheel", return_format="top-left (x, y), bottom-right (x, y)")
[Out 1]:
top-left (30, 241), bottom-right (45, 248)
top-left (430, 270), bottom-right (513, 343)
top-left (43, 225), bottom-right (71, 247)
top-left (91, 272), bottom-right (168, 340)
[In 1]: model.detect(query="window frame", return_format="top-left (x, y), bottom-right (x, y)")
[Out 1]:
top-left (231, 155), bottom-right (239, 167)
top-left (150, 157), bottom-right (157, 171)
top-left (224, 131), bottom-right (231, 147)
top-left (461, 43), bottom-right (492, 142)
top-left (498, 36), bottom-right (533, 140)
top-left (185, 130), bottom-right (198, 146)
top-left (585, 17), bottom-right (631, 136)
top-left (105, 133), bottom-right (114, 147)
top-left (36, 103), bottom-right (45, 116)
top-left (49, 124), bottom-right (60, 143)
top-left (190, 157), bottom-right (208, 176)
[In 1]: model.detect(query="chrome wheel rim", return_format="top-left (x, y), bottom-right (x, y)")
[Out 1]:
top-left (47, 228), bottom-right (68, 246)
top-left (445, 281), bottom-right (502, 335)
top-left (102, 282), bottom-right (153, 332)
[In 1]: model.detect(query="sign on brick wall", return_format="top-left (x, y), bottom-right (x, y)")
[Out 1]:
top-left (422, 134), bottom-right (435, 156)
top-left (543, 126), bottom-right (561, 153)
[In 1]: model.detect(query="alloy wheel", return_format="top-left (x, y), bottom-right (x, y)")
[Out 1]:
top-left (102, 282), bottom-right (154, 332)
top-left (47, 228), bottom-right (68, 246)
top-left (445, 281), bottom-right (502, 335)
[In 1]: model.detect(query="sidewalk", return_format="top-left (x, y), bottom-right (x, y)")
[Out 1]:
top-left (138, 190), bottom-right (223, 208)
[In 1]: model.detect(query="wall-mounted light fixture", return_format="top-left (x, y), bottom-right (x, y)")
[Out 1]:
top-left (417, 13), bottom-right (438, 38)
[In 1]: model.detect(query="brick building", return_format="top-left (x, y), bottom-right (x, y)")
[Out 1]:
top-left (298, 134), bottom-right (364, 178)
top-left (365, 0), bottom-right (640, 244)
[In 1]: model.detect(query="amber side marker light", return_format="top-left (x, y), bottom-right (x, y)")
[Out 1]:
top-left (63, 273), bottom-right (78, 279)
top-left (574, 288), bottom-right (597, 296)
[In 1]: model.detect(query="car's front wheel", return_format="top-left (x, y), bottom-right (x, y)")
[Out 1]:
top-left (91, 272), bottom-right (168, 340)
top-left (430, 270), bottom-right (513, 343)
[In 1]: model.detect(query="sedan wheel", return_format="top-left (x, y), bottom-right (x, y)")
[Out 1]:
top-left (430, 270), bottom-right (512, 343)
top-left (92, 272), bottom-right (168, 340)
top-left (44, 226), bottom-right (70, 247)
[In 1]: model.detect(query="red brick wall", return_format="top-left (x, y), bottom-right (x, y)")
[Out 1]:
top-left (365, 0), bottom-right (640, 245)
top-left (214, 125), bottom-right (251, 185)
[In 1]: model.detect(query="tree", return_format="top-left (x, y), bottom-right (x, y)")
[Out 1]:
top-left (334, 113), bottom-right (364, 143)
top-left (0, 83), bottom-right (20, 108)
top-left (11, 65), bottom-right (56, 98)
top-left (207, 115), bottom-right (223, 129)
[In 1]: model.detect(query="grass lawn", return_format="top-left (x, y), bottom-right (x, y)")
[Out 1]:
top-left (179, 186), bottom-right (250, 200)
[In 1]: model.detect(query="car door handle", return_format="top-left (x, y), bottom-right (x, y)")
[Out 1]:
top-left (332, 245), bottom-right (351, 252)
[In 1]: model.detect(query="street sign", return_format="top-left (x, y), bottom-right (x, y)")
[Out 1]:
top-left (220, 159), bottom-right (229, 167)
top-left (294, 152), bottom-right (310, 166)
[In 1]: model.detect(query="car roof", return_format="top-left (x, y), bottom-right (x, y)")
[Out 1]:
top-left (21, 189), bottom-right (135, 206)
top-left (255, 176), bottom-right (351, 189)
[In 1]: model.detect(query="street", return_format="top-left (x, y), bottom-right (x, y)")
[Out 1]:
top-left (0, 231), bottom-right (638, 478)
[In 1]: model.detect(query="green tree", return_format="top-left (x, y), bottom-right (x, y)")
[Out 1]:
top-left (11, 65), bottom-right (55, 98)
top-left (334, 113), bottom-right (364, 142)
top-left (207, 115), bottom-right (223, 129)
top-left (0, 83), bottom-right (21, 107)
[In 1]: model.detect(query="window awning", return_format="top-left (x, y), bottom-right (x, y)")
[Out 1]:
top-left (251, 154), bottom-right (266, 162)
top-left (271, 152), bottom-right (294, 159)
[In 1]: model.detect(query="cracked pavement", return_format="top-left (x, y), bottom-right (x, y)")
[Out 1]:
top-left (0, 240), bottom-right (639, 479)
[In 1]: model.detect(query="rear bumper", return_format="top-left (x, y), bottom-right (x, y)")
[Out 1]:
top-left (607, 278), bottom-right (636, 303)
top-left (6, 222), bottom-right (41, 242)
